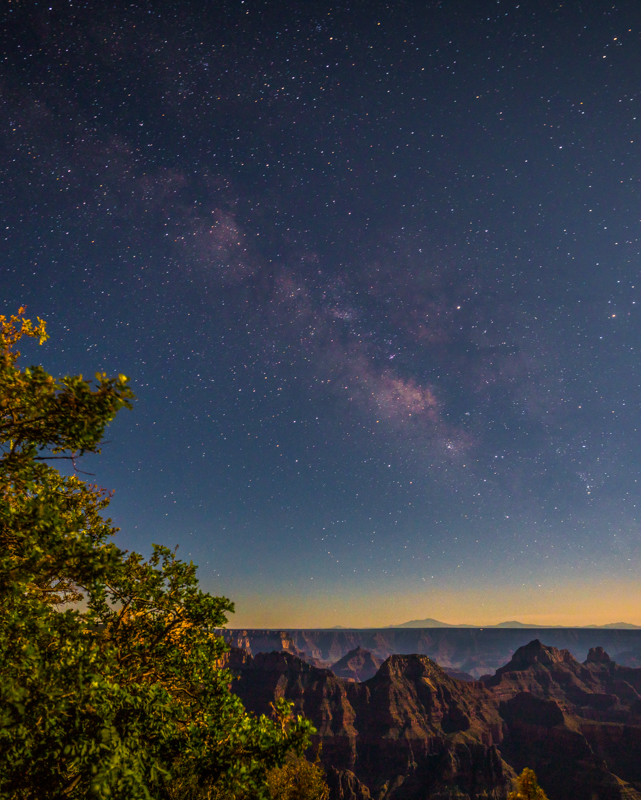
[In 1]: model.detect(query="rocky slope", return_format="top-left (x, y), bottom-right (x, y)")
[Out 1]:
top-left (331, 647), bottom-right (383, 682)
top-left (229, 640), bottom-right (641, 800)
top-left (483, 641), bottom-right (641, 800)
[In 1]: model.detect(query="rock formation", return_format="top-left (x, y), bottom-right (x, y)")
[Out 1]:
top-left (331, 646), bottom-right (383, 682)
top-left (233, 649), bottom-right (513, 799)
top-left (482, 640), bottom-right (641, 799)
top-left (230, 640), bottom-right (641, 800)
top-left (222, 627), bottom-right (641, 676)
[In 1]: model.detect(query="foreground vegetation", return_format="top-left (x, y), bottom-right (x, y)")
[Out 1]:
top-left (0, 309), bottom-right (318, 799)
top-left (169, 752), bottom-right (329, 800)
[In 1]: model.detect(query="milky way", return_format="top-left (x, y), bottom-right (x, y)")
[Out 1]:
top-left (3, 0), bottom-right (641, 626)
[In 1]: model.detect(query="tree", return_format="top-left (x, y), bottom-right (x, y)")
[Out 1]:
top-left (0, 308), bottom-right (313, 799)
top-left (266, 751), bottom-right (330, 800)
top-left (508, 768), bottom-right (549, 800)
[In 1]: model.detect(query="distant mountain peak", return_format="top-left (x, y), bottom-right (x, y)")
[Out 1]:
top-left (388, 618), bottom-right (545, 629)
top-left (492, 621), bottom-right (546, 628)
top-left (584, 622), bottom-right (641, 629)
top-left (388, 617), bottom-right (473, 628)
top-left (389, 618), bottom-right (641, 629)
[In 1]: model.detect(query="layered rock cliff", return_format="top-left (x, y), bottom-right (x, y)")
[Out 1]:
top-left (230, 640), bottom-right (641, 800)
top-left (233, 649), bottom-right (512, 799)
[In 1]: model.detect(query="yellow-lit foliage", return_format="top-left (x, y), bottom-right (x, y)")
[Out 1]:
top-left (0, 306), bottom-right (48, 357)
top-left (508, 767), bottom-right (549, 800)
top-left (266, 751), bottom-right (330, 800)
top-left (167, 751), bottom-right (330, 800)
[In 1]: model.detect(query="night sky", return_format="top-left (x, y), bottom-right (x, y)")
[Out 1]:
top-left (3, 0), bottom-right (641, 627)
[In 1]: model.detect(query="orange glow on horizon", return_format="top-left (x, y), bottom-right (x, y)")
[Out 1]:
top-left (227, 579), bottom-right (641, 629)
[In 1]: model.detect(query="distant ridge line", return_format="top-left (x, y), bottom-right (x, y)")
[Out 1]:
top-left (224, 622), bottom-right (641, 631)
top-left (388, 618), bottom-right (641, 629)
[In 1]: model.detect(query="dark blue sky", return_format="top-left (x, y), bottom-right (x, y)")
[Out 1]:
top-left (3, 0), bottom-right (641, 626)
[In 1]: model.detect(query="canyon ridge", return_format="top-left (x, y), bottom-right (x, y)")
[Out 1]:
top-left (222, 627), bottom-right (641, 678)
top-left (222, 630), bottom-right (641, 799)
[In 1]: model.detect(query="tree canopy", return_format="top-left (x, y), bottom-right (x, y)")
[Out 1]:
top-left (0, 308), bottom-right (314, 799)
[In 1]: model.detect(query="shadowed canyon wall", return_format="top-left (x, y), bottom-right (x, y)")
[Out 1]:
top-left (228, 640), bottom-right (641, 800)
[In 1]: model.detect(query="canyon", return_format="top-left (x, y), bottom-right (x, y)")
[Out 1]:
top-left (224, 635), bottom-right (641, 800)
top-left (223, 627), bottom-right (641, 678)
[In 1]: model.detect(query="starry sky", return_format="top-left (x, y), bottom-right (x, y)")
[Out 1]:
top-left (3, 0), bottom-right (641, 627)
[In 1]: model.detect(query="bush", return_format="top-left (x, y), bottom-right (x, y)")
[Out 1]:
top-left (508, 767), bottom-right (549, 800)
